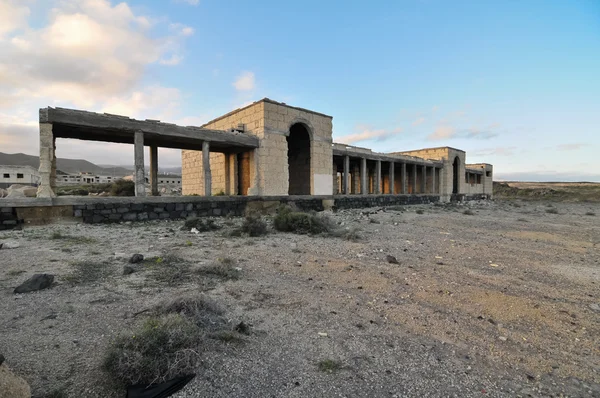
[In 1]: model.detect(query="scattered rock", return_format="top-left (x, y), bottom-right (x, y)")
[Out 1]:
top-left (129, 254), bottom-right (144, 264)
top-left (317, 332), bottom-right (328, 337)
top-left (589, 303), bottom-right (600, 312)
top-left (0, 354), bottom-right (4, 366)
top-left (0, 363), bottom-right (31, 398)
top-left (13, 274), bottom-right (54, 294)
top-left (0, 241), bottom-right (20, 250)
top-left (498, 336), bottom-right (508, 341)
top-left (386, 255), bottom-right (399, 264)
top-left (123, 265), bottom-right (135, 275)
top-left (235, 321), bottom-right (251, 335)
top-left (6, 184), bottom-right (36, 199)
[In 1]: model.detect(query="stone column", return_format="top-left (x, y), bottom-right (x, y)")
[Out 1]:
top-left (389, 161), bottom-right (395, 194)
top-left (37, 123), bottom-right (56, 198)
top-left (351, 163), bottom-right (360, 194)
top-left (134, 131), bottom-right (146, 197)
top-left (401, 162), bottom-right (407, 194)
top-left (432, 167), bottom-right (437, 194)
top-left (149, 145), bottom-right (158, 196)
top-left (343, 155), bottom-right (350, 194)
top-left (412, 164), bottom-right (417, 194)
top-left (226, 153), bottom-right (238, 195)
top-left (360, 157), bottom-right (367, 195)
top-left (202, 141), bottom-right (211, 196)
top-left (375, 160), bottom-right (382, 194)
top-left (421, 165), bottom-right (427, 194)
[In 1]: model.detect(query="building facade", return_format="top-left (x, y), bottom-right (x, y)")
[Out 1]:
top-left (182, 98), bottom-right (493, 201)
top-left (0, 165), bottom-right (40, 189)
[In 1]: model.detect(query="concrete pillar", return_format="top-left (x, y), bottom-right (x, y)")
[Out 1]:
top-left (343, 155), bottom-right (350, 194)
top-left (375, 160), bottom-right (382, 194)
top-left (421, 165), bottom-right (427, 194)
top-left (226, 153), bottom-right (238, 195)
top-left (134, 131), bottom-right (146, 197)
top-left (389, 161), bottom-right (395, 194)
top-left (351, 163), bottom-right (360, 194)
top-left (360, 157), bottom-right (367, 195)
top-left (150, 145), bottom-right (158, 196)
top-left (401, 162), bottom-right (407, 194)
top-left (202, 141), bottom-right (211, 196)
top-left (37, 123), bottom-right (56, 198)
top-left (412, 164), bottom-right (417, 194)
top-left (332, 161), bottom-right (338, 194)
top-left (432, 167), bottom-right (437, 194)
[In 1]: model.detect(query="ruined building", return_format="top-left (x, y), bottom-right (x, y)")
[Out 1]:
top-left (34, 98), bottom-right (492, 201)
top-left (181, 98), bottom-right (493, 201)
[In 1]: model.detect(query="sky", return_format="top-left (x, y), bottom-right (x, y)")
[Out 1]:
top-left (0, 0), bottom-right (599, 181)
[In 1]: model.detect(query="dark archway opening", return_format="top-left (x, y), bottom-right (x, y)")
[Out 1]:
top-left (452, 156), bottom-right (460, 194)
top-left (287, 123), bottom-right (311, 195)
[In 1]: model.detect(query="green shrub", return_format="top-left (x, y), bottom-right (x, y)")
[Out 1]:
top-left (103, 315), bottom-right (200, 385)
top-left (416, 209), bottom-right (424, 215)
top-left (273, 206), bottom-right (334, 234)
top-left (110, 179), bottom-right (135, 196)
top-left (317, 359), bottom-right (343, 373)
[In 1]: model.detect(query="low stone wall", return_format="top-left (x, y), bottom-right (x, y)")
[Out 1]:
top-left (0, 193), bottom-right (486, 230)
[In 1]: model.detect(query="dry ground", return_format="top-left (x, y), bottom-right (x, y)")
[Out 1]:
top-left (1, 199), bottom-right (599, 397)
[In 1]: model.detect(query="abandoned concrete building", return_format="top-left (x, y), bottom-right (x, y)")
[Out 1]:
top-left (180, 98), bottom-right (493, 200)
top-left (33, 98), bottom-right (492, 202)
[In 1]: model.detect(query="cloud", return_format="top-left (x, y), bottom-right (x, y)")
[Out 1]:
top-left (0, 0), bottom-right (196, 168)
top-left (427, 123), bottom-right (500, 141)
top-left (556, 143), bottom-right (584, 151)
top-left (174, 0), bottom-right (200, 5)
top-left (471, 146), bottom-right (518, 157)
top-left (233, 71), bottom-right (255, 91)
top-left (412, 117), bottom-right (425, 126)
top-left (337, 126), bottom-right (403, 145)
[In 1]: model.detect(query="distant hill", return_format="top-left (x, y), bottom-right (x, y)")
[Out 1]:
top-left (0, 152), bottom-right (132, 176)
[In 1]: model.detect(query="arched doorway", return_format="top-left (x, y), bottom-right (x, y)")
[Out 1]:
top-left (452, 156), bottom-right (460, 194)
top-left (287, 123), bottom-right (311, 195)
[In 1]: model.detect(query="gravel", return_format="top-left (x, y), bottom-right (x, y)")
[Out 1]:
top-left (1, 199), bottom-right (599, 397)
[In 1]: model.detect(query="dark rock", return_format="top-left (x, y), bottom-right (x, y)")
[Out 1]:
top-left (0, 353), bottom-right (4, 365)
top-left (129, 254), bottom-right (144, 264)
top-left (14, 274), bottom-right (54, 294)
top-left (235, 321), bottom-right (251, 335)
top-left (123, 265), bottom-right (135, 275)
top-left (386, 255), bottom-right (399, 264)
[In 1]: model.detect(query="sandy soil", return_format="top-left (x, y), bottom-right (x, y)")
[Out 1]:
top-left (1, 199), bottom-right (599, 398)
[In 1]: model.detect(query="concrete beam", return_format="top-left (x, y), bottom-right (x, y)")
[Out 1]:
top-left (150, 145), bottom-right (158, 196)
top-left (203, 141), bottom-right (212, 196)
top-left (134, 131), bottom-right (146, 197)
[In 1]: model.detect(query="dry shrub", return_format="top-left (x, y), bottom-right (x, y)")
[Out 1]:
top-left (273, 206), bottom-right (335, 235)
top-left (103, 314), bottom-right (200, 385)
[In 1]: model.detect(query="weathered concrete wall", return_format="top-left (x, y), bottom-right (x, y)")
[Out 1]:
top-left (466, 164), bottom-right (494, 197)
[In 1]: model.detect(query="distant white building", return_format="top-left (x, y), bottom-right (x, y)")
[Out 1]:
top-left (56, 172), bottom-right (120, 185)
top-left (0, 165), bottom-right (40, 188)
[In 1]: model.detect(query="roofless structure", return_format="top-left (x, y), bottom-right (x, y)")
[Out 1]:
top-left (36, 99), bottom-right (493, 201)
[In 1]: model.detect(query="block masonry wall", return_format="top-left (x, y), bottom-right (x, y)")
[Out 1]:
top-left (182, 100), bottom-right (334, 196)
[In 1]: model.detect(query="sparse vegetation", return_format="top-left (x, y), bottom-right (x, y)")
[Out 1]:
top-left (463, 209), bottom-right (475, 215)
top-left (103, 314), bottom-right (200, 385)
top-left (494, 181), bottom-right (600, 202)
top-left (63, 260), bottom-right (111, 284)
top-left (156, 295), bottom-right (225, 331)
top-left (240, 215), bottom-right (268, 237)
top-left (210, 330), bottom-right (243, 343)
top-left (517, 218), bottom-right (529, 222)
top-left (49, 231), bottom-right (96, 243)
top-left (416, 209), bottom-right (424, 215)
top-left (273, 206), bottom-right (335, 235)
top-left (109, 179), bottom-right (135, 196)
top-left (144, 255), bottom-right (193, 286)
top-left (317, 359), bottom-right (343, 373)
top-left (196, 259), bottom-right (241, 280)
top-left (585, 211), bottom-right (596, 216)
top-left (546, 208), bottom-right (559, 214)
